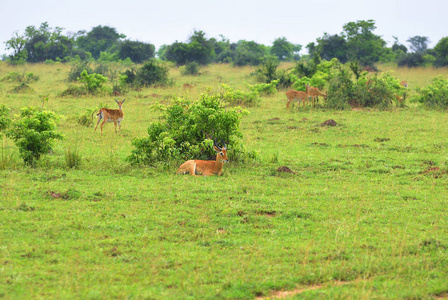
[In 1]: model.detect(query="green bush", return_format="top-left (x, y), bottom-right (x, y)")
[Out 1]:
top-left (413, 77), bottom-right (448, 109)
top-left (0, 104), bottom-right (11, 137)
top-left (7, 107), bottom-right (63, 166)
top-left (220, 84), bottom-right (260, 106)
top-left (128, 92), bottom-right (253, 166)
top-left (247, 79), bottom-right (279, 96)
top-left (68, 61), bottom-right (93, 82)
top-left (78, 70), bottom-right (108, 94)
top-left (124, 60), bottom-right (170, 87)
top-left (180, 62), bottom-right (200, 76)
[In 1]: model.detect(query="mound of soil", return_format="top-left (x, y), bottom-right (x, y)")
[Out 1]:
top-left (277, 166), bottom-right (295, 174)
top-left (320, 119), bottom-right (338, 126)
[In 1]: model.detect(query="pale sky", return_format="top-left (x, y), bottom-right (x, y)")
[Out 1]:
top-left (1, 0), bottom-right (447, 56)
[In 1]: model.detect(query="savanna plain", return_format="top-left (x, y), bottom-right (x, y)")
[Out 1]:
top-left (1, 62), bottom-right (448, 299)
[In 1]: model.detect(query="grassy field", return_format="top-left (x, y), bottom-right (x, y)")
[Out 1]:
top-left (1, 62), bottom-right (448, 299)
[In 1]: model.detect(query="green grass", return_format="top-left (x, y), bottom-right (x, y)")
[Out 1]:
top-left (1, 61), bottom-right (448, 299)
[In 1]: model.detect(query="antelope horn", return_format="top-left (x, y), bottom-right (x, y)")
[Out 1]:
top-left (221, 140), bottom-right (227, 149)
top-left (214, 140), bottom-right (221, 150)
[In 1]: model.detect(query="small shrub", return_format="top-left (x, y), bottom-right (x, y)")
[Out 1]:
top-left (128, 92), bottom-right (251, 166)
top-left (181, 62), bottom-right (200, 76)
top-left (7, 107), bottom-right (63, 166)
top-left (0, 104), bottom-right (11, 137)
top-left (65, 147), bottom-right (82, 169)
top-left (77, 107), bottom-right (98, 126)
top-left (413, 77), bottom-right (448, 109)
top-left (68, 61), bottom-right (93, 82)
top-left (78, 70), bottom-right (108, 95)
top-left (9, 83), bottom-right (34, 94)
top-left (220, 84), bottom-right (260, 106)
top-left (60, 85), bottom-right (88, 97)
top-left (124, 60), bottom-right (170, 87)
top-left (247, 79), bottom-right (279, 96)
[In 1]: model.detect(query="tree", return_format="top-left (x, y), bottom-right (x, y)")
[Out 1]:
top-left (165, 30), bottom-right (215, 65)
top-left (118, 40), bottom-right (155, 63)
top-left (315, 33), bottom-right (348, 63)
top-left (76, 26), bottom-right (125, 59)
top-left (433, 37), bottom-right (448, 67)
top-left (4, 32), bottom-right (28, 63)
top-left (271, 37), bottom-right (300, 61)
top-left (391, 36), bottom-right (407, 53)
top-left (233, 40), bottom-right (267, 66)
top-left (343, 19), bottom-right (386, 67)
top-left (407, 36), bottom-right (430, 53)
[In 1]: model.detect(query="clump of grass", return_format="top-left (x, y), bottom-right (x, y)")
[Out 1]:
top-left (65, 147), bottom-right (82, 169)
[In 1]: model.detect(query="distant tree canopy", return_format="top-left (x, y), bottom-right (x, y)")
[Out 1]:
top-left (3, 20), bottom-right (447, 68)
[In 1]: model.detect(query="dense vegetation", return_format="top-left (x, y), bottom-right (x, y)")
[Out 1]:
top-left (1, 60), bottom-right (448, 298)
top-left (3, 20), bottom-right (448, 68)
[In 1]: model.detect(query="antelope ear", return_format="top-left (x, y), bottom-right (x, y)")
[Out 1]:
top-left (115, 99), bottom-right (119, 103)
top-left (213, 146), bottom-right (220, 152)
top-left (122, 99), bottom-right (125, 103)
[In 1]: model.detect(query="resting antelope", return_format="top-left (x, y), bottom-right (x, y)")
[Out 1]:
top-left (94, 99), bottom-right (125, 135)
top-left (177, 141), bottom-right (228, 176)
top-left (286, 90), bottom-right (309, 109)
top-left (305, 84), bottom-right (327, 106)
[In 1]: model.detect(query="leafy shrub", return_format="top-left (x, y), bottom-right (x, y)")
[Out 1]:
top-left (2, 72), bottom-right (39, 83)
top-left (65, 147), bottom-right (82, 169)
top-left (180, 62), bottom-right (200, 76)
top-left (60, 85), bottom-right (88, 97)
top-left (77, 107), bottom-right (98, 126)
top-left (0, 104), bottom-right (11, 137)
top-left (128, 92), bottom-right (252, 166)
top-left (7, 107), bottom-right (63, 166)
top-left (220, 84), bottom-right (260, 106)
top-left (325, 68), bottom-right (354, 110)
top-left (124, 60), bottom-right (170, 87)
top-left (413, 77), bottom-right (448, 109)
top-left (247, 79), bottom-right (279, 96)
top-left (78, 70), bottom-right (108, 94)
top-left (68, 61), bottom-right (93, 82)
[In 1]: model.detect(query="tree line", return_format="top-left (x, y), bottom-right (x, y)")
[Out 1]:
top-left (3, 20), bottom-right (448, 68)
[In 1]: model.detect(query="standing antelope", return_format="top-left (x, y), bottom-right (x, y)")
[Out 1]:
top-left (286, 90), bottom-right (309, 109)
top-left (305, 84), bottom-right (327, 107)
top-left (94, 99), bottom-right (125, 135)
top-left (177, 141), bottom-right (228, 176)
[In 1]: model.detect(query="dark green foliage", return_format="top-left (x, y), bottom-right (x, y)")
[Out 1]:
top-left (180, 62), bottom-right (200, 76)
top-left (76, 25), bottom-right (125, 59)
top-left (128, 92), bottom-right (249, 165)
top-left (255, 57), bottom-right (279, 83)
top-left (270, 37), bottom-right (300, 61)
top-left (414, 77), bottom-right (448, 109)
top-left (118, 40), bottom-right (155, 63)
top-left (315, 33), bottom-right (348, 63)
top-left (325, 67), bottom-right (354, 110)
top-left (124, 60), bottom-right (170, 87)
top-left (342, 19), bottom-right (386, 67)
top-left (7, 107), bottom-right (63, 166)
top-left (407, 36), bottom-right (430, 53)
top-left (398, 53), bottom-right (424, 67)
top-left (433, 37), bottom-right (448, 67)
top-left (78, 70), bottom-right (108, 94)
top-left (233, 40), bottom-right (266, 66)
top-left (165, 30), bottom-right (215, 66)
top-left (67, 61), bottom-right (93, 82)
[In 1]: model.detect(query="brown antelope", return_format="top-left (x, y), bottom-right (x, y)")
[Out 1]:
top-left (286, 90), bottom-right (309, 109)
top-left (400, 81), bottom-right (408, 88)
top-left (177, 141), bottom-right (228, 176)
top-left (305, 84), bottom-right (327, 106)
top-left (94, 99), bottom-right (125, 135)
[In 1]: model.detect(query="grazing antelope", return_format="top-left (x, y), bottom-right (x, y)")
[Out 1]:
top-left (286, 90), bottom-right (309, 109)
top-left (177, 141), bottom-right (228, 176)
top-left (305, 84), bottom-right (327, 107)
top-left (94, 99), bottom-right (125, 135)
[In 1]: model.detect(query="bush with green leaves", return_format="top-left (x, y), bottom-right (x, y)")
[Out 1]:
top-left (180, 62), bottom-right (200, 76)
top-left (7, 107), bottom-right (63, 166)
top-left (128, 92), bottom-right (253, 166)
top-left (413, 77), bottom-right (448, 109)
top-left (247, 79), bottom-right (279, 96)
top-left (220, 84), bottom-right (260, 107)
top-left (0, 104), bottom-right (12, 137)
top-left (124, 60), bottom-right (170, 87)
top-left (78, 70), bottom-right (108, 94)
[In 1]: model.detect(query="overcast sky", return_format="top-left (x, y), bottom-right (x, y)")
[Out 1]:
top-left (1, 0), bottom-right (447, 56)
